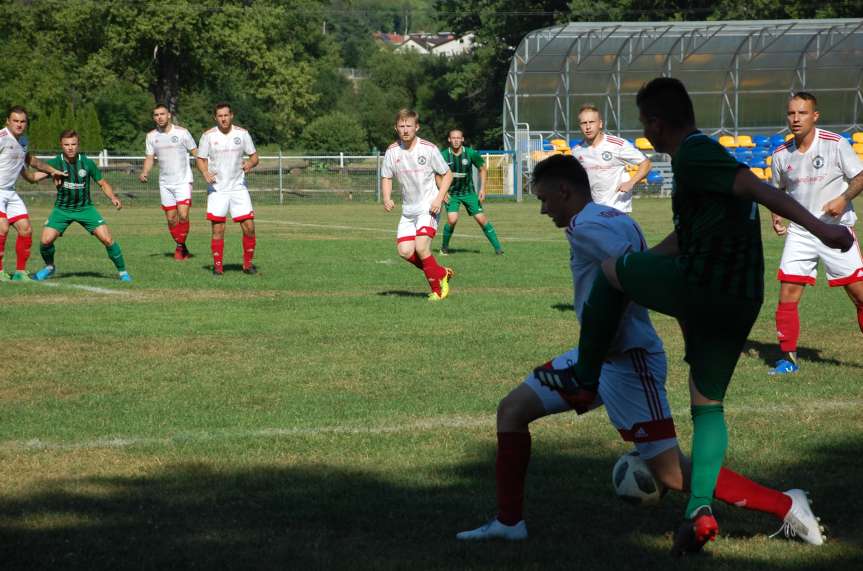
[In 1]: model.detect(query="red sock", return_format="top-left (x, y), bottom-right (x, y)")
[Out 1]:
top-left (0, 233), bottom-right (6, 271)
top-left (714, 467), bottom-right (791, 520)
top-left (242, 235), bottom-right (256, 269)
top-left (403, 252), bottom-right (423, 269)
top-left (857, 304), bottom-right (863, 334)
top-left (420, 254), bottom-right (446, 294)
top-left (169, 224), bottom-right (182, 245)
top-left (775, 301), bottom-right (800, 353)
top-left (211, 239), bottom-right (224, 269)
top-left (496, 432), bottom-right (532, 525)
top-left (15, 235), bottom-right (31, 271)
top-left (178, 220), bottom-right (190, 244)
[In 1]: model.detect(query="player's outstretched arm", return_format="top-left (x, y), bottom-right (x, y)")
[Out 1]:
top-left (733, 168), bottom-right (852, 251)
top-left (381, 177), bottom-right (394, 212)
top-left (19, 167), bottom-right (49, 184)
top-left (98, 179), bottom-right (122, 210)
top-left (27, 155), bottom-right (66, 183)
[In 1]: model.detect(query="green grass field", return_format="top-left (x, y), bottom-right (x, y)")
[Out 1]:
top-left (1, 199), bottom-right (861, 570)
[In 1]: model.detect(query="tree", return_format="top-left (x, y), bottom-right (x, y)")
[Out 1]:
top-left (300, 112), bottom-right (368, 153)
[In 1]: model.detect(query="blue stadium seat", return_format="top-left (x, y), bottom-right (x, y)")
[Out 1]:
top-left (769, 134), bottom-right (786, 148)
top-left (752, 135), bottom-right (770, 147)
top-left (569, 139), bottom-right (583, 148)
top-left (754, 148), bottom-right (770, 159)
top-left (751, 158), bottom-right (768, 169)
top-left (646, 171), bottom-right (664, 184)
top-left (542, 142), bottom-right (553, 151)
top-left (841, 132), bottom-right (853, 143)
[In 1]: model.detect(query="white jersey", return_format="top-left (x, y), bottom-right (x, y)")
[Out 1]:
top-left (0, 128), bottom-right (27, 192)
top-left (197, 125), bottom-right (256, 193)
top-left (771, 128), bottom-right (863, 229)
top-left (573, 134), bottom-right (647, 212)
top-left (568, 202), bottom-right (663, 355)
top-left (381, 137), bottom-right (449, 216)
top-left (145, 125), bottom-right (196, 185)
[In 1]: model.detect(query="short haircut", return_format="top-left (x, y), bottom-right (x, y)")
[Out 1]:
top-left (59, 129), bottom-right (79, 141)
top-left (531, 154), bottom-right (590, 193)
top-left (7, 105), bottom-right (27, 119)
top-left (578, 103), bottom-right (601, 118)
top-left (395, 108), bottom-right (419, 125)
top-left (214, 102), bottom-right (232, 114)
top-left (448, 128), bottom-right (464, 137)
top-left (636, 77), bottom-right (695, 129)
top-left (791, 91), bottom-right (818, 108)
top-left (153, 103), bottom-right (170, 112)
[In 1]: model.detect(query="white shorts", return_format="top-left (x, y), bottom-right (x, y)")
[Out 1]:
top-left (778, 225), bottom-right (863, 287)
top-left (206, 189), bottom-right (254, 223)
top-left (160, 183), bottom-right (193, 211)
top-left (0, 189), bottom-right (28, 223)
top-left (524, 347), bottom-right (677, 460)
top-left (396, 211), bottom-right (439, 243)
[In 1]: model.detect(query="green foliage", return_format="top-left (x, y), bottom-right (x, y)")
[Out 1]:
top-left (300, 112), bottom-right (368, 153)
top-left (95, 83), bottom-right (154, 153)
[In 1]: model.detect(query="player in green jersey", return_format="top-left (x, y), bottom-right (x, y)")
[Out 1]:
top-left (439, 129), bottom-right (503, 255)
top-left (31, 130), bottom-right (131, 282)
top-left (533, 78), bottom-right (851, 556)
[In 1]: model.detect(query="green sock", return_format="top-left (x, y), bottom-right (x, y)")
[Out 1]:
top-left (571, 270), bottom-right (627, 386)
top-left (40, 243), bottom-right (55, 266)
top-left (106, 242), bottom-right (126, 272)
top-left (685, 404), bottom-right (727, 518)
top-left (442, 223), bottom-right (453, 250)
top-left (482, 222), bottom-right (502, 251)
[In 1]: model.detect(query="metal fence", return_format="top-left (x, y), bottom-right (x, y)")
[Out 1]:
top-left (28, 151), bottom-right (517, 205)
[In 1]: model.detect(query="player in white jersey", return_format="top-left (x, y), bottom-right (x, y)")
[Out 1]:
top-left (768, 92), bottom-right (863, 375)
top-left (139, 104), bottom-right (197, 260)
top-left (572, 103), bottom-right (651, 213)
top-left (457, 155), bottom-right (824, 547)
top-left (196, 102), bottom-right (259, 276)
top-left (0, 106), bottom-right (66, 281)
top-left (380, 109), bottom-right (454, 300)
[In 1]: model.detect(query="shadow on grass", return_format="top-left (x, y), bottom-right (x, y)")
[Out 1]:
top-left (55, 271), bottom-right (112, 279)
top-left (440, 248), bottom-right (482, 255)
top-left (377, 290), bottom-right (428, 298)
top-left (198, 263), bottom-right (246, 273)
top-left (0, 438), bottom-right (859, 570)
top-left (551, 303), bottom-right (573, 312)
top-left (149, 252), bottom-right (197, 259)
top-left (743, 339), bottom-right (863, 369)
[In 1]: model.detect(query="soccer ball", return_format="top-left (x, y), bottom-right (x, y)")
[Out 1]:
top-left (612, 450), bottom-right (665, 506)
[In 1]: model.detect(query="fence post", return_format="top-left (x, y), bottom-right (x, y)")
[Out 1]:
top-left (375, 151), bottom-right (382, 202)
top-left (278, 149), bottom-right (283, 205)
top-left (339, 151), bottom-right (344, 169)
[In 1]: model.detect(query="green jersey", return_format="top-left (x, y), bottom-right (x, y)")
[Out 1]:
top-left (45, 153), bottom-right (103, 210)
top-left (671, 132), bottom-right (764, 301)
top-left (440, 146), bottom-right (484, 195)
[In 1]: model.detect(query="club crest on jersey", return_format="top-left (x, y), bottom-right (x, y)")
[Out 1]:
top-left (233, 137), bottom-right (241, 145)
top-left (602, 151), bottom-right (613, 161)
top-left (171, 135), bottom-right (179, 143)
top-left (418, 156), bottom-right (427, 165)
top-left (812, 155), bottom-right (825, 169)
top-left (462, 158), bottom-right (468, 165)
top-left (78, 169), bottom-right (87, 177)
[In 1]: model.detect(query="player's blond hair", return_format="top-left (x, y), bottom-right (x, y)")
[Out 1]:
top-left (578, 103), bottom-right (601, 119)
top-left (394, 108), bottom-right (419, 125)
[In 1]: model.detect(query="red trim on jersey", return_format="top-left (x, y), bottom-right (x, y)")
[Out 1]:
top-left (7, 213), bottom-right (29, 224)
top-left (0, 210), bottom-right (5, 219)
top-left (777, 269), bottom-right (816, 286)
top-left (617, 418), bottom-right (677, 443)
top-left (818, 130), bottom-right (841, 141)
top-left (176, 198), bottom-right (192, 207)
top-left (605, 135), bottom-right (625, 146)
top-left (232, 212), bottom-right (255, 222)
top-left (161, 204), bottom-right (178, 212)
top-left (828, 270), bottom-right (863, 287)
top-left (0, 128), bottom-right (8, 137)
top-left (387, 142), bottom-right (399, 150)
top-left (419, 140), bottom-right (437, 147)
top-left (416, 225), bottom-right (437, 238)
top-left (396, 235), bottom-right (416, 243)
top-left (206, 213), bottom-right (227, 222)
top-left (772, 142), bottom-right (791, 155)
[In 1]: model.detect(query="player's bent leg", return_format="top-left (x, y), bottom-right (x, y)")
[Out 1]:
top-left (239, 219), bottom-right (257, 274)
top-left (94, 225), bottom-right (130, 281)
top-left (441, 211), bottom-right (458, 254)
top-left (843, 281), bottom-right (863, 335)
top-left (10, 217), bottom-right (32, 280)
top-left (34, 227), bottom-right (61, 281)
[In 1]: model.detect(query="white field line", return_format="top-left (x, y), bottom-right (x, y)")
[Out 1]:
top-left (4, 399), bottom-right (861, 452)
top-left (37, 282), bottom-right (129, 295)
top-left (256, 218), bottom-right (560, 243)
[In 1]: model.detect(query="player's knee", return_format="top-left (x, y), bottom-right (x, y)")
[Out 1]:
top-left (496, 393), bottom-right (531, 430)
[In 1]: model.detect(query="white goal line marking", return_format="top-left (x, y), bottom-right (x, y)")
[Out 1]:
top-left (37, 282), bottom-right (129, 295)
top-left (5, 399), bottom-right (861, 452)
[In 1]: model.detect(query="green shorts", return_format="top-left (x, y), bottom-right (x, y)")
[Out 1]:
top-left (616, 251), bottom-right (761, 401)
top-left (46, 205), bottom-right (107, 235)
top-left (446, 193), bottom-right (483, 216)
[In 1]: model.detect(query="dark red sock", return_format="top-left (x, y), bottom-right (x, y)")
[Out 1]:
top-left (775, 301), bottom-right (800, 353)
top-left (403, 252), bottom-right (423, 269)
top-left (420, 254), bottom-right (446, 294)
top-left (496, 432), bottom-right (532, 525)
top-left (0, 233), bottom-right (6, 271)
top-left (211, 239), bottom-right (224, 269)
top-left (15, 235), bottom-right (31, 271)
top-left (714, 467), bottom-right (791, 520)
top-left (242, 235), bottom-right (256, 269)
top-left (169, 223), bottom-right (182, 244)
top-left (857, 304), bottom-right (863, 335)
top-left (178, 220), bottom-right (190, 244)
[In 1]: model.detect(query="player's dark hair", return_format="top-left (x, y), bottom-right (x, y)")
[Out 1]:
top-left (636, 77), bottom-right (695, 129)
top-left (448, 128), bottom-right (464, 137)
top-left (153, 103), bottom-right (170, 112)
top-left (791, 92), bottom-right (818, 108)
top-left (395, 108), bottom-right (419, 125)
top-left (7, 105), bottom-right (27, 119)
top-left (214, 101), bottom-right (232, 114)
top-left (531, 154), bottom-right (590, 194)
top-left (59, 129), bottom-right (79, 141)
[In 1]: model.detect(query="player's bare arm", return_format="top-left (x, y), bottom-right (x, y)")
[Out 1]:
top-left (430, 169), bottom-right (453, 214)
top-left (620, 159), bottom-right (652, 193)
top-left (478, 164), bottom-right (488, 201)
top-left (822, 170), bottom-right (863, 218)
top-left (196, 156), bottom-right (216, 184)
top-left (19, 166), bottom-right (49, 184)
top-left (242, 152), bottom-right (259, 174)
top-left (139, 154), bottom-right (155, 182)
top-left (734, 168), bottom-right (852, 251)
top-left (97, 179), bottom-right (122, 209)
top-left (649, 230), bottom-right (680, 256)
top-left (27, 154), bottom-right (66, 184)
top-left (381, 177), bottom-right (395, 211)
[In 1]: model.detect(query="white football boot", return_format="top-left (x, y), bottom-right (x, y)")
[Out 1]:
top-left (456, 518), bottom-right (527, 541)
top-left (770, 489), bottom-right (826, 546)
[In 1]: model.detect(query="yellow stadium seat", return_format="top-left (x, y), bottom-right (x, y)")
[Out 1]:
top-left (853, 132), bottom-right (863, 144)
top-left (853, 143), bottom-right (863, 154)
top-left (635, 137), bottom-right (653, 150)
top-left (765, 155), bottom-right (772, 166)
top-left (719, 135), bottom-right (736, 148)
top-left (785, 133), bottom-right (793, 141)
top-left (763, 167), bottom-right (772, 181)
top-left (750, 167), bottom-right (764, 179)
top-left (549, 138), bottom-right (569, 150)
top-left (735, 135), bottom-right (755, 148)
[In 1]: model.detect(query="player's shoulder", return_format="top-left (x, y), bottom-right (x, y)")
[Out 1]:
top-left (772, 140), bottom-right (793, 156)
top-left (418, 138), bottom-right (438, 149)
top-left (604, 134), bottom-right (626, 147)
top-left (572, 202), bottom-right (631, 230)
top-left (817, 129), bottom-right (842, 143)
top-left (385, 141), bottom-right (400, 153)
top-left (232, 125), bottom-right (249, 134)
top-left (202, 126), bottom-right (219, 137)
top-left (147, 128), bottom-right (158, 137)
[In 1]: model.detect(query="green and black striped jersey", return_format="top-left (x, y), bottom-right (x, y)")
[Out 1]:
top-left (45, 153), bottom-right (103, 210)
top-left (671, 132), bottom-right (764, 301)
top-left (440, 146), bottom-right (484, 195)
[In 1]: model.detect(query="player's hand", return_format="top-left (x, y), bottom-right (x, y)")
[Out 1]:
top-left (204, 171), bottom-right (217, 184)
top-left (111, 196), bottom-right (123, 210)
top-left (771, 215), bottom-right (787, 236)
top-left (618, 181), bottom-right (635, 194)
top-left (822, 195), bottom-right (848, 219)
top-left (479, 189), bottom-right (486, 202)
top-left (383, 199), bottom-right (395, 212)
top-left (138, 172), bottom-right (149, 183)
top-left (51, 169), bottom-right (67, 185)
top-left (817, 223), bottom-right (853, 252)
top-left (242, 161), bottom-right (252, 174)
top-left (430, 200), bottom-right (443, 215)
